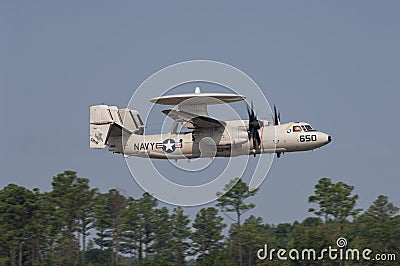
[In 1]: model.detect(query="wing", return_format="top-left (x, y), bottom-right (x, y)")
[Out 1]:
top-left (162, 109), bottom-right (225, 129)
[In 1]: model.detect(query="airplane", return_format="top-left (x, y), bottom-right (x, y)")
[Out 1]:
top-left (89, 87), bottom-right (331, 159)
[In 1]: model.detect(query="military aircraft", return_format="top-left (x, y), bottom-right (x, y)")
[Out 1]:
top-left (90, 87), bottom-right (331, 159)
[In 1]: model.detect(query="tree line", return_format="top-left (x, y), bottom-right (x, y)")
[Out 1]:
top-left (0, 170), bottom-right (399, 266)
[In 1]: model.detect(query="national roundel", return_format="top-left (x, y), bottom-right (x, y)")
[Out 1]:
top-left (162, 139), bottom-right (176, 153)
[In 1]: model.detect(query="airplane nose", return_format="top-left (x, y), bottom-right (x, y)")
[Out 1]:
top-left (328, 135), bottom-right (332, 143)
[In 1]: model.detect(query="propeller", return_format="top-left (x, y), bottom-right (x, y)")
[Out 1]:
top-left (247, 102), bottom-right (262, 156)
top-left (273, 104), bottom-right (282, 158)
top-left (273, 104), bottom-right (280, 125)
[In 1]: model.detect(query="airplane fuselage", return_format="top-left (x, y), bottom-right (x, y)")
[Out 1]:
top-left (108, 120), bottom-right (331, 159)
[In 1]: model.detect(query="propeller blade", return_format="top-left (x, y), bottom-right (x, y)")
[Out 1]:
top-left (278, 110), bottom-right (280, 124)
top-left (247, 101), bottom-right (262, 155)
top-left (273, 104), bottom-right (281, 125)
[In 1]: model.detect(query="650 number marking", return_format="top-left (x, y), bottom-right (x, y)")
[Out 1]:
top-left (300, 135), bottom-right (317, 142)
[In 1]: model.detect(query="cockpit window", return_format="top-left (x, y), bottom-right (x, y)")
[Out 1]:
top-left (304, 125), bottom-right (315, 132)
top-left (293, 125), bottom-right (302, 132)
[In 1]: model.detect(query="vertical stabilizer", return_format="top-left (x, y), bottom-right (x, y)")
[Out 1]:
top-left (90, 105), bottom-right (113, 148)
top-left (90, 105), bottom-right (144, 149)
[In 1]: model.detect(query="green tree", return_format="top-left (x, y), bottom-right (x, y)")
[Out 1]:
top-left (76, 186), bottom-right (98, 265)
top-left (273, 223), bottom-right (294, 248)
top-left (93, 189), bottom-right (127, 265)
top-left (27, 188), bottom-right (54, 265)
top-left (152, 207), bottom-right (173, 265)
top-left (353, 195), bottom-right (399, 261)
top-left (365, 195), bottom-right (399, 220)
top-left (120, 193), bottom-right (159, 265)
top-left (309, 177), bottom-right (361, 233)
top-left (38, 190), bottom-right (66, 265)
top-left (170, 207), bottom-right (191, 265)
top-left (93, 192), bottom-right (112, 264)
top-left (107, 189), bottom-right (127, 265)
top-left (136, 192), bottom-right (157, 262)
top-left (121, 197), bottom-right (140, 260)
top-left (49, 170), bottom-right (94, 263)
top-left (241, 215), bottom-right (265, 266)
top-left (0, 184), bottom-right (39, 266)
top-left (308, 177), bottom-right (335, 224)
top-left (216, 178), bottom-right (258, 266)
top-left (290, 218), bottom-right (327, 266)
top-left (192, 207), bottom-right (226, 265)
top-left (308, 177), bottom-right (361, 266)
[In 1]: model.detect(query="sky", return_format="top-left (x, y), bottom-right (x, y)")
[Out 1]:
top-left (1, 1), bottom-right (400, 224)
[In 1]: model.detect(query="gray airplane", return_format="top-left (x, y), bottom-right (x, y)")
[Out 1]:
top-left (90, 88), bottom-right (331, 159)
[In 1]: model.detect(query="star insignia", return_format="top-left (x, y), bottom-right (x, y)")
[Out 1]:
top-left (156, 139), bottom-right (183, 153)
top-left (163, 139), bottom-right (175, 152)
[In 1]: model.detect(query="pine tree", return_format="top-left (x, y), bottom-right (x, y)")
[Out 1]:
top-left (355, 195), bottom-right (399, 255)
top-left (136, 192), bottom-right (158, 263)
top-left (76, 186), bottom-right (98, 265)
top-left (241, 215), bottom-right (265, 266)
top-left (216, 178), bottom-right (258, 266)
top-left (309, 177), bottom-right (361, 233)
top-left (170, 207), bottom-right (191, 265)
top-left (121, 197), bottom-right (140, 260)
top-left (152, 207), bottom-right (173, 264)
top-left (0, 184), bottom-right (39, 266)
top-left (93, 192), bottom-right (112, 264)
top-left (192, 207), bottom-right (226, 265)
top-left (107, 189), bottom-right (127, 265)
top-left (50, 170), bottom-right (94, 263)
top-left (308, 177), bottom-right (335, 225)
top-left (308, 177), bottom-right (361, 266)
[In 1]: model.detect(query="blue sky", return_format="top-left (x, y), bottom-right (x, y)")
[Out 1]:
top-left (1, 1), bottom-right (399, 224)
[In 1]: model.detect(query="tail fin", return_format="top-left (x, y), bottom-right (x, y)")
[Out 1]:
top-left (90, 105), bottom-right (144, 149)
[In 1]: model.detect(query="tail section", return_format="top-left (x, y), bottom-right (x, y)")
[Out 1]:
top-left (90, 105), bottom-right (144, 150)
